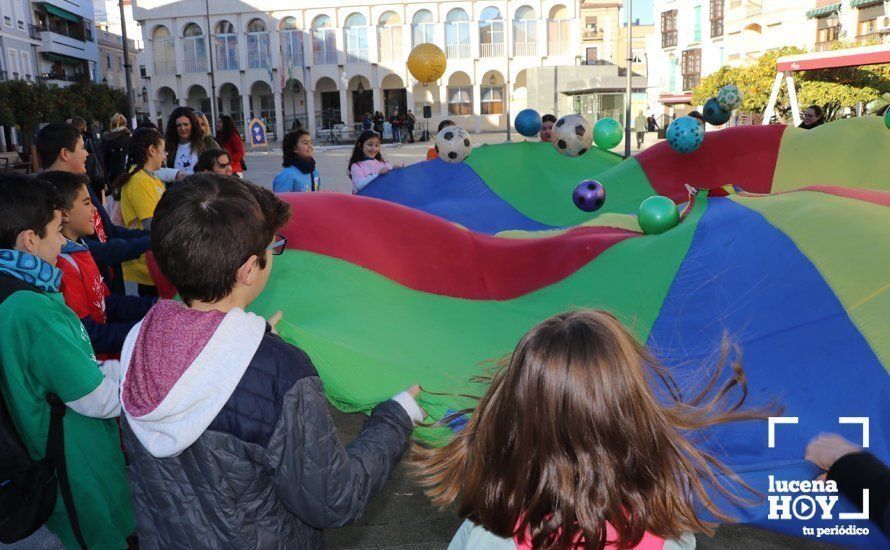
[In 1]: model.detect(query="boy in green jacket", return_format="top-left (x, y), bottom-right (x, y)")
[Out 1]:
top-left (0, 173), bottom-right (134, 549)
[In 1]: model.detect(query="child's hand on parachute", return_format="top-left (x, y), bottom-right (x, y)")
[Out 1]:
top-left (268, 311), bottom-right (284, 335)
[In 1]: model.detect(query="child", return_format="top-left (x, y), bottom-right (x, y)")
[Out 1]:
top-left (0, 173), bottom-right (134, 548)
top-left (37, 122), bottom-right (150, 295)
top-left (413, 310), bottom-right (771, 549)
top-left (427, 119), bottom-right (455, 161)
top-left (348, 130), bottom-right (395, 194)
top-left (115, 127), bottom-right (167, 296)
top-left (272, 129), bottom-right (320, 192)
top-left (118, 173), bottom-right (423, 547)
top-left (43, 171), bottom-right (155, 357)
top-left (539, 113), bottom-right (557, 142)
top-left (194, 148), bottom-right (233, 175)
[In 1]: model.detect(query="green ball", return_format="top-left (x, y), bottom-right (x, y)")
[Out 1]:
top-left (638, 196), bottom-right (680, 235)
top-left (885, 109), bottom-right (890, 130)
top-left (593, 118), bottom-right (624, 150)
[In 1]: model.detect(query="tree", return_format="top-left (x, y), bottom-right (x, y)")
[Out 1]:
top-left (693, 45), bottom-right (890, 122)
top-left (0, 80), bottom-right (51, 151)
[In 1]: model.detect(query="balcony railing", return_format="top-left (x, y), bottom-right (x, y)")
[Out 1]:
top-left (513, 41), bottom-right (537, 56)
top-left (446, 43), bottom-right (471, 58)
top-left (346, 48), bottom-right (369, 63)
top-left (583, 28), bottom-right (603, 40)
top-left (35, 21), bottom-right (85, 42)
top-left (682, 75), bottom-right (700, 91)
top-left (662, 31), bottom-right (678, 48)
top-left (814, 40), bottom-right (837, 52)
top-left (548, 41), bottom-right (568, 56)
top-left (747, 0), bottom-right (762, 17)
top-left (39, 72), bottom-right (85, 83)
top-left (28, 24), bottom-right (40, 39)
top-left (378, 45), bottom-right (402, 62)
top-left (480, 42), bottom-right (504, 57)
top-left (247, 32), bottom-right (271, 69)
top-left (184, 56), bottom-right (207, 73)
top-left (313, 48), bottom-right (337, 65)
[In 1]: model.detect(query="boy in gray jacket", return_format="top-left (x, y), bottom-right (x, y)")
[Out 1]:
top-left (119, 174), bottom-right (423, 549)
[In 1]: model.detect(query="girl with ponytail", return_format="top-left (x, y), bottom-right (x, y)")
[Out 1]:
top-left (117, 127), bottom-right (167, 296)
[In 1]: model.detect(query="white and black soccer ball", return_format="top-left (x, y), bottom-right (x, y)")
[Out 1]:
top-left (435, 126), bottom-right (472, 164)
top-left (716, 84), bottom-right (743, 112)
top-left (551, 114), bottom-right (593, 158)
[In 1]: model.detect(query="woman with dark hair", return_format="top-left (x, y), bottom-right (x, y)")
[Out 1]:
top-left (164, 107), bottom-right (218, 175)
top-left (215, 114), bottom-right (245, 176)
top-left (799, 105), bottom-right (825, 129)
top-left (412, 310), bottom-right (775, 550)
top-left (272, 129), bottom-right (320, 192)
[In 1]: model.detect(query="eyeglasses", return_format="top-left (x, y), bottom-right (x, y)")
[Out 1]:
top-left (266, 234), bottom-right (287, 255)
top-left (217, 161), bottom-right (231, 168)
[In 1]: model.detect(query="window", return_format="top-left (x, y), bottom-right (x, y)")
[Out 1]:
top-left (344, 13), bottom-right (368, 63)
top-left (106, 54), bottom-right (112, 69)
top-left (448, 86), bottom-right (472, 115)
top-left (412, 10), bottom-right (435, 47)
top-left (513, 6), bottom-right (537, 56)
top-left (280, 18), bottom-right (302, 67)
top-left (215, 20), bottom-right (239, 71)
top-left (710, 0), bottom-right (724, 37)
top-left (247, 18), bottom-right (270, 69)
top-left (152, 26), bottom-right (176, 74)
top-left (312, 15), bottom-right (336, 64)
top-left (681, 48), bottom-right (701, 91)
top-left (21, 50), bottom-right (30, 80)
top-left (480, 85), bottom-right (503, 114)
top-left (693, 5), bottom-right (702, 42)
top-left (586, 46), bottom-right (599, 64)
top-left (378, 12), bottom-right (403, 62)
top-left (548, 5), bottom-right (570, 56)
top-left (661, 10), bottom-right (678, 47)
top-left (815, 16), bottom-right (840, 50)
top-left (183, 23), bottom-right (207, 72)
top-left (3, 0), bottom-right (11, 27)
top-left (8, 49), bottom-right (18, 80)
top-left (446, 9), bottom-right (470, 58)
top-left (479, 7), bottom-right (504, 58)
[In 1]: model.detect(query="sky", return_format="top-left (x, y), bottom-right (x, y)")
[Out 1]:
top-left (620, 0), bottom-right (655, 25)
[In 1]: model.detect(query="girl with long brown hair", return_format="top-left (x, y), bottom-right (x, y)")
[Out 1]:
top-left (412, 310), bottom-right (774, 550)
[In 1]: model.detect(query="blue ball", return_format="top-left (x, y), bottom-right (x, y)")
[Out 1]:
top-left (514, 109), bottom-right (542, 137)
top-left (666, 117), bottom-right (705, 155)
top-left (702, 98), bottom-right (731, 126)
top-left (572, 180), bottom-right (606, 212)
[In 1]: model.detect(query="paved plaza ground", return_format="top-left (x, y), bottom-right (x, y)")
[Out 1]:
top-left (3, 132), bottom-right (845, 550)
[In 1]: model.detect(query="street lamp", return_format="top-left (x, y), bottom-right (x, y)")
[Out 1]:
top-left (141, 86), bottom-right (147, 102)
top-left (357, 80), bottom-right (365, 94)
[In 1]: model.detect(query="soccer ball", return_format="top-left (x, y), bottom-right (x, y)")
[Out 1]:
top-left (435, 126), bottom-right (472, 163)
top-left (551, 114), bottom-right (593, 158)
top-left (716, 84), bottom-right (743, 112)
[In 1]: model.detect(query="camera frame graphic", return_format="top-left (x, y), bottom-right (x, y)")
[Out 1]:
top-left (767, 416), bottom-right (870, 521)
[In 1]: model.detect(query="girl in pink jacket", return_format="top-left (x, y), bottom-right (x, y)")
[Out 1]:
top-left (348, 131), bottom-right (397, 194)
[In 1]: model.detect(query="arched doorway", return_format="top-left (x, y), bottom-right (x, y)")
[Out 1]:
top-left (315, 76), bottom-right (340, 128)
top-left (218, 83), bottom-right (243, 130)
top-left (348, 75), bottom-right (372, 124)
top-left (186, 84), bottom-right (209, 114)
top-left (381, 73), bottom-right (406, 119)
top-left (283, 78), bottom-right (307, 131)
top-left (249, 80), bottom-right (275, 134)
top-left (155, 86), bottom-right (177, 128)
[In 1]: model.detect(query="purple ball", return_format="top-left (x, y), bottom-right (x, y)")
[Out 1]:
top-left (573, 180), bottom-right (606, 212)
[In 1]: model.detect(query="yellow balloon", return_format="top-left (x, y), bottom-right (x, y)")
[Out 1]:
top-left (407, 43), bottom-right (447, 85)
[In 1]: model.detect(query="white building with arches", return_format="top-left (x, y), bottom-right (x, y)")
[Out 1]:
top-left (135, 0), bottom-right (582, 139)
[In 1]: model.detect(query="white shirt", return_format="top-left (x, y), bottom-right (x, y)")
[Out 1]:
top-left (174, 142), bottom-right (198, 174)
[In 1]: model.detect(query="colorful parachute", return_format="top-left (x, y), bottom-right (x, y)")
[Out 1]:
top-left (255, 118), bottom-right (890, 547)
top-left (362, 116), bottom-right (890, 232)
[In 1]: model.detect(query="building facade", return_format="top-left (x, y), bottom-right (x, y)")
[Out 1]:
top-left (134, 0), bottom-right (584, 140)
top-left (96, 25), bottom-right (146, 116)
top-left (648, 0), bottom-right (889, 118)
top-left (32, 0), bottom-right (100, 84)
